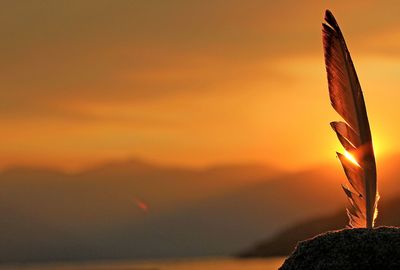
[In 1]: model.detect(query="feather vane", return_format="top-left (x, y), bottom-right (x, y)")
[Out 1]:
top-left (322, 10), bottom-right (378, 228)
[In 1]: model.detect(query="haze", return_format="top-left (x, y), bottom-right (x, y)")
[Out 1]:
top-left (1, 1), bottom-right (400, 171)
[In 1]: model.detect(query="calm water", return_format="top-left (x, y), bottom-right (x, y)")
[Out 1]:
top-left (0, 258), bottom-right (285, 270)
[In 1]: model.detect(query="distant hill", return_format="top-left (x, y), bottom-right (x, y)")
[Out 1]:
top-left (0, 159), bottom-right (283, 263)
top-left (237, 196), bottom-right (400, 258)
top-left (1, 155), bottom-right (400, 263)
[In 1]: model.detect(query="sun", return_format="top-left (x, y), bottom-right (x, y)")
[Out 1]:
top-left (343, 150), bottom-right (360, 167)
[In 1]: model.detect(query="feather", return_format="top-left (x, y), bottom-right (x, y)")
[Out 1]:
top-left (322, 10), bottom-right (378, 228)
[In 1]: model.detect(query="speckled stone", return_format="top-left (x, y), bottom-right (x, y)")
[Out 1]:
top-left (279, 227), bottom-right (400, 270)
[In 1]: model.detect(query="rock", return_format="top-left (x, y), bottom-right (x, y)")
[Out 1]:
top-left (279, 227), bottom-right (400, 270)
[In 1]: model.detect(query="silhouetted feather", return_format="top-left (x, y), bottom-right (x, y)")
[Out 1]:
top-left (322, 10), bottom-right (378, 228)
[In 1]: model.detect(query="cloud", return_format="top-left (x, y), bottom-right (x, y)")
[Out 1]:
top-left (0, 1), bottom-right (323, 107)
top-left (1, 0), bottom-right (400, 168)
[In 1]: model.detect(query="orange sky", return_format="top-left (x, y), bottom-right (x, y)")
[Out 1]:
top-left (1, 1), bottom-right (400, 171)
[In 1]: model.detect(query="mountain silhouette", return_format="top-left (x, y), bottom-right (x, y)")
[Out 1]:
top-left (238, 195), bottom-right (400, 258)
top-left (1, 155), bottom-right (400, 263)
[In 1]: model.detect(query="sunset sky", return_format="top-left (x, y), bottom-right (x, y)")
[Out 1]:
top-left (1, 0), bottom-right (400, 171)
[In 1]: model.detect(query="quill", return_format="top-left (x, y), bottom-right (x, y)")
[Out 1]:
top-left (322, 10), bottom-right (378, 228)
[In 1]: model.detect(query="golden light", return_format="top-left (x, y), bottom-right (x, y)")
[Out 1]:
top-left (343, 150), bottom-right (360, 167)
top-left (371, 132), bottom-right (389, 160)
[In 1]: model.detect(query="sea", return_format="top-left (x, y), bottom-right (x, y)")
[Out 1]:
top-left (0, 257), bottom-right (285, 270)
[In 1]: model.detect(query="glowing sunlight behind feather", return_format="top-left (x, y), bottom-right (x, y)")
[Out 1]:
top-left (343, 150), bottom-right (360, 167)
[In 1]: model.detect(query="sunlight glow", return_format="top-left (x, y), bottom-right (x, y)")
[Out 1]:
top-left (343, 150), bottom-right (360, 167)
